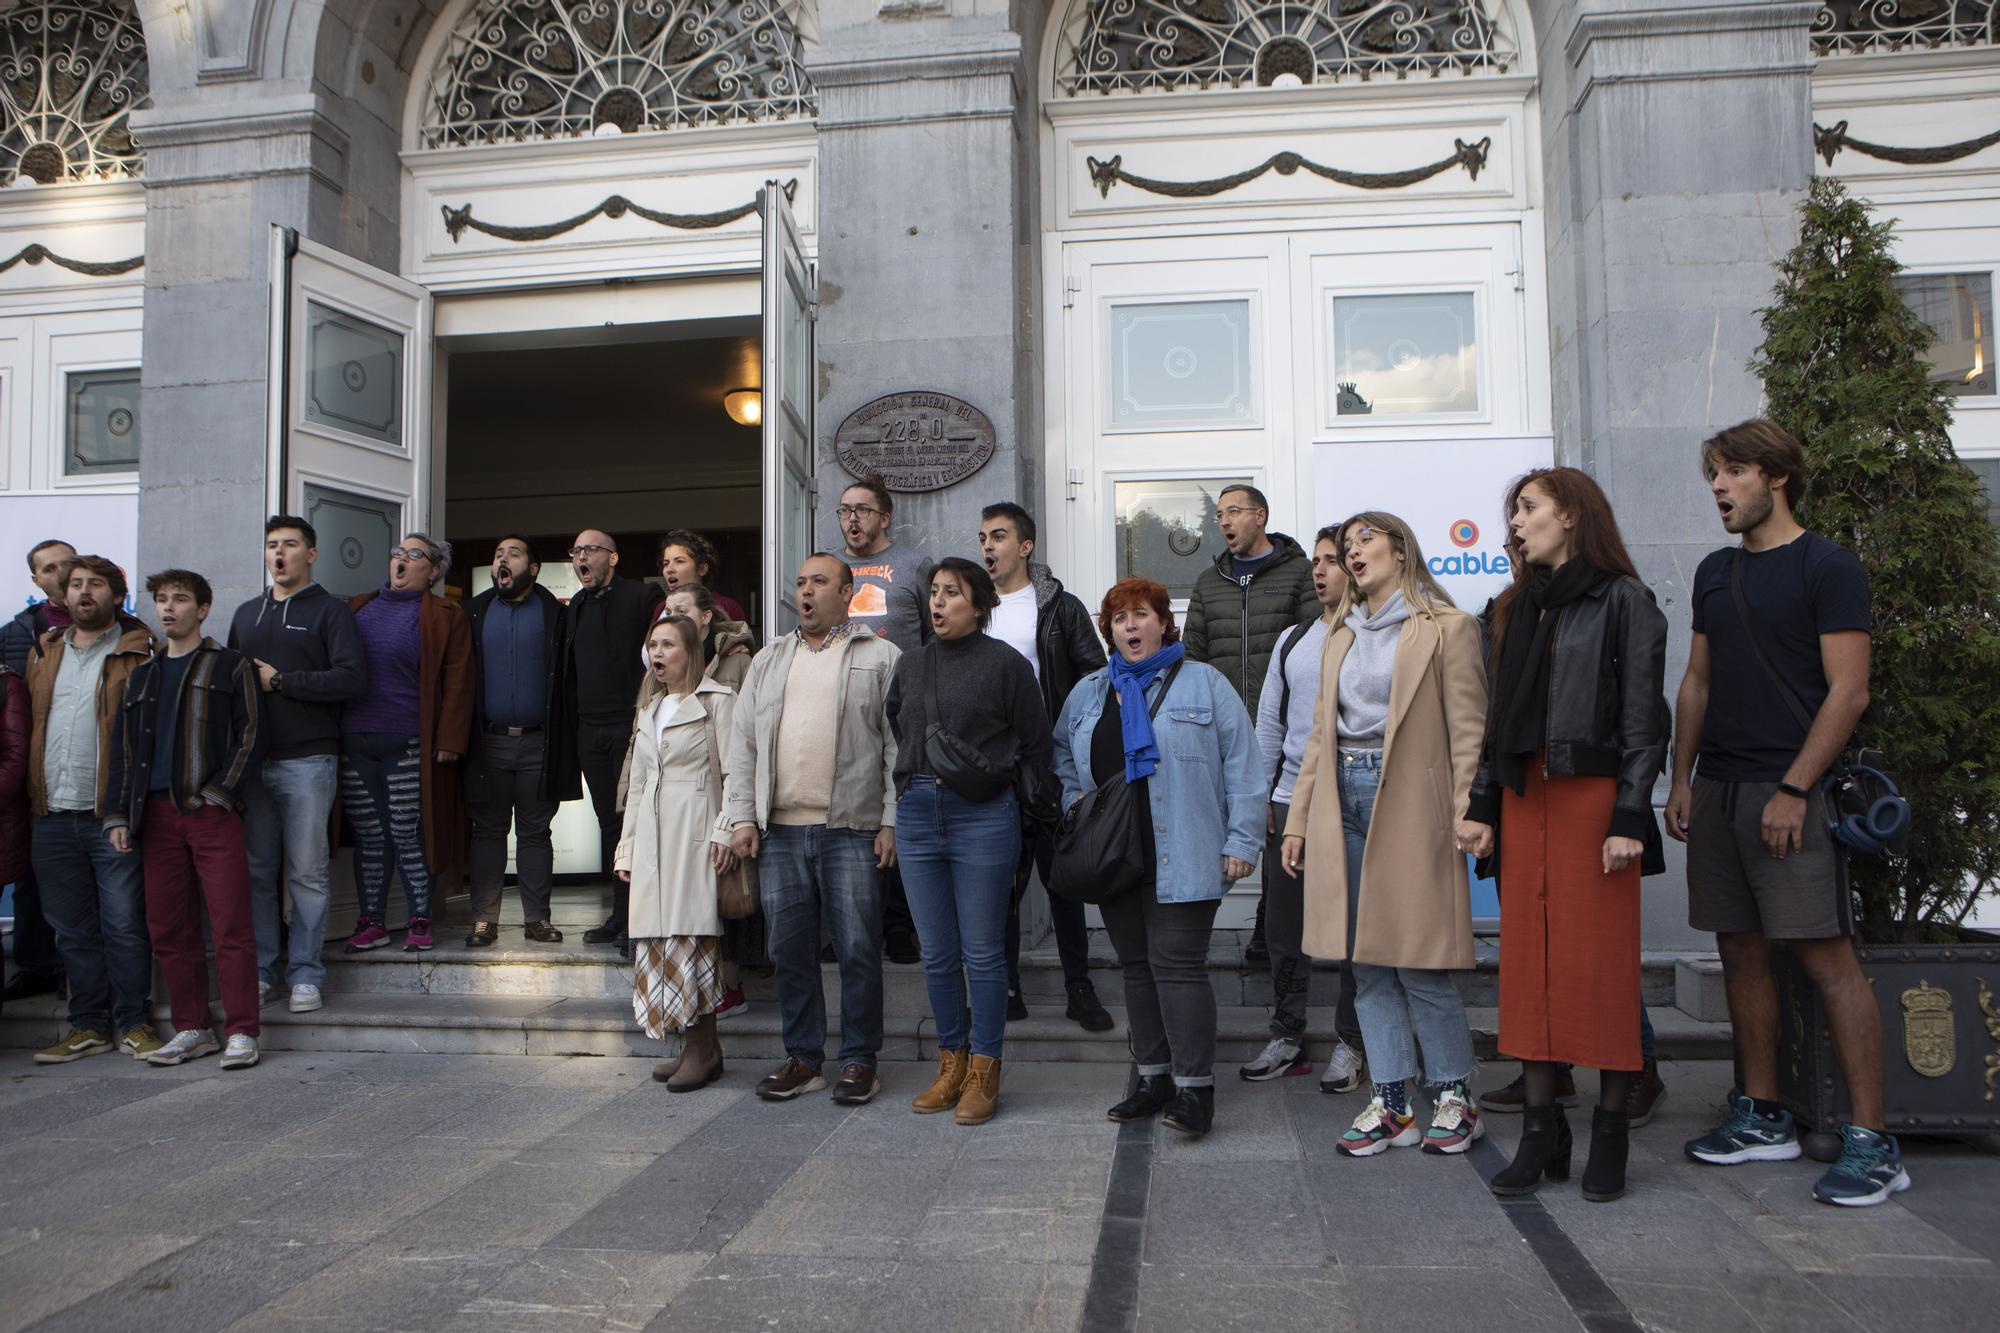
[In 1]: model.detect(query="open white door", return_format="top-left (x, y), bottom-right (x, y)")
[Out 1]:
top-left (268, 229), bottom-right (433, 598)
top-left (760, 182), bottom-right (815, 640)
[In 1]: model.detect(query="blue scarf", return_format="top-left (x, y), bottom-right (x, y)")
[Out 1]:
top-left (1107, 641), bottom-right (1185, 783)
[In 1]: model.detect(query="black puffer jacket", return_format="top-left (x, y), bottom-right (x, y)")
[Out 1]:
top-left (1466, 574), bottom-right (1669, 845)
top-left (1181, 532), bottom-right (1319, 716)
top-left (1029, 564), bottom-right (1106, 722)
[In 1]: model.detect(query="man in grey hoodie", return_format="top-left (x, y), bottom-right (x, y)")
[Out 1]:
top-left (1244, 527), bottom-right (1367, 1088)
top-left (226, 516), bottom-right (368, 1014)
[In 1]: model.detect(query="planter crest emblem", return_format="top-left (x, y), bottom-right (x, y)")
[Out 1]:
top-left (1900, 981), bottom-right (1956, 1079)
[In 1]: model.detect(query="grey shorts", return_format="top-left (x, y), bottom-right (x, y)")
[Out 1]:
top-left (1685, 777), bottom-right (1852, 940)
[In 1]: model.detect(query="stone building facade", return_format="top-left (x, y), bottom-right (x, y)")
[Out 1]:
top-left (3, 0), bottom-right (1996, 946)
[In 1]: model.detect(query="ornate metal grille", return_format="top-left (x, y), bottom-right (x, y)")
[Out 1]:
top-left (0, 0), bottom-right (149, 186)
top-left (1812, 1), bottom-right (1998, 56)
top-left (1054, 0), bottom-right (1517, 97)
top-left (420, 0), bottom-right (815, 148)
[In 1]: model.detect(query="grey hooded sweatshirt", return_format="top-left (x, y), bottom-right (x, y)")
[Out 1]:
top-left (1337, 590), bottom-right (1412, 746)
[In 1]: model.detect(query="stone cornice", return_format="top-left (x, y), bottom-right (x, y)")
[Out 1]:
top-left (1565, 2), bottom-right (1818, 110)
top-left (808, 35), bottom-right (1024, 129)
top-left (128, 95), bottom-right (351, 192)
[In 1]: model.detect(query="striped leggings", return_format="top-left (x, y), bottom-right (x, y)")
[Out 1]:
top-left (341, 732), bottom-right (432, 923)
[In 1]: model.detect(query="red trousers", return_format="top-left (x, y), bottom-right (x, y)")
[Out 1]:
top-left (141, 800), bottom-right (260, 1038)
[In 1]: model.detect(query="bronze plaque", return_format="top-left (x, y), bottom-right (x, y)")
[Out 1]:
top-left (834, 391), bottom-right (996, 493)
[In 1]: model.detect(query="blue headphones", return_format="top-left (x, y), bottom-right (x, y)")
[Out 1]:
top-left (1827, 765), bottom-right (1911, 857)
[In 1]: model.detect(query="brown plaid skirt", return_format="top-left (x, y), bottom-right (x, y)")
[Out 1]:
top-left (633, 935), bottom-right (723, 1039)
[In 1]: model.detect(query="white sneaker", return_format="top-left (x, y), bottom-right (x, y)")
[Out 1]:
top-left (289, 984), bottom-right (322, 1013)
top-left (1239, 1037), bottom-right (1306, 1082)
top-left (219, 1034), bottom-right (260, 1070)
top-left (1320, 1041), bottom-right (1366, 1094)
top-left (259, 982), bottom-right (276, 1007)
top-left (146, 1028), bottom-right (221, 1066)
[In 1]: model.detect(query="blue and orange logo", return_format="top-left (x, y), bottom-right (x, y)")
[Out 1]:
top-left (1448, 519), bottom-right (1479, 549)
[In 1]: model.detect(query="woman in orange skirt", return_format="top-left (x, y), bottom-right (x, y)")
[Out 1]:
top-left (1458, 468), bottom-right (1667, 1202)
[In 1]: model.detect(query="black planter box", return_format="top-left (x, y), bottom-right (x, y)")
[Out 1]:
top-left (1772, 932), bottom-right (2000, 1161)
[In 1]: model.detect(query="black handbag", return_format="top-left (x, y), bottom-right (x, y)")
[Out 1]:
top-left (1729, 553), bottom-right (1910, 857)
top-left (1050, 663), bottom-right (1181, 906)
top-left (922, 647), bottom-right (1016, 803)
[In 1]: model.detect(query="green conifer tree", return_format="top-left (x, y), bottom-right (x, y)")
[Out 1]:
top-left (1752, 176), bottom-right (2000, 941)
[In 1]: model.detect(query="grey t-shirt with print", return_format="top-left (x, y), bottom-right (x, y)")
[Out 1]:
top-left (843, 541), bottom-right (933, 656)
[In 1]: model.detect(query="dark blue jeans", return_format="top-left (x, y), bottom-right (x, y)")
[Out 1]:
top-left (897, 778), bottom-right (1020, 1060)
top-left (761, 823), bottom-right (885, 1069)
top-left (31, 810), bottom-right (151, 1035)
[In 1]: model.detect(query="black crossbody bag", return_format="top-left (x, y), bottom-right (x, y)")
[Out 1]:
top-left (1050, 662), bottom-right (1182, 906)
top-left (922, 647), bottom-right (1017, 803)
top-left (1728, 553), bottom-right (1909, 857)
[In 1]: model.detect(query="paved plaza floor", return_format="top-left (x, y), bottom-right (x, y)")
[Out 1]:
top-left (1, 1050), bottom-right (1994, 1331)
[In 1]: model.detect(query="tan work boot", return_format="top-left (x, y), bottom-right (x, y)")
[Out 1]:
top-left (667, 1012), bottom-right (723, 1093)
top-left (912, 1047), bottom-right (970, 1114)
top-left (651, 1050), bottom-right (684, 1083)
top-left (955, 1054), bottom-right (1001, 1126)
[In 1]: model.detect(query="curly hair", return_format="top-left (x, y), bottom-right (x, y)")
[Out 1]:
top-left (1095, 577), bottom-right (1179, 647)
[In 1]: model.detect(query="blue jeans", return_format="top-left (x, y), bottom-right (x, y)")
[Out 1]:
top-left (340, 733), bottom-right (432, 924)
top-left (1339, 751), bottom-right (1477, 1088)
top-left (896, 778), bottom-right (1020, 1060)
top-left (242, 754), bottom-right (339, 988)
top-left (31, 811), bottom-right (151, 1035)
top-left (761, 823), bottom-right (885, 1068)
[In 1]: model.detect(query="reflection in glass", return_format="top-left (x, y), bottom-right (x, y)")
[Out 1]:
top-left (65, 369), bottom-right (141, 474)
top-left (1894, 272), bottom-right (1994, 398)
top-left (1967, 458), bottom-right (2000, 530)
top-left (1110, 299), bottom-right (1255, 428)
top-left (302, 481), bottom-right (400, 599)
top-left (1332, 292), bottom-right (1478, 416)
top-left (304, 302), bottom-right (403, 446)
top-left (1114, 477), bottom-right (1253, 601)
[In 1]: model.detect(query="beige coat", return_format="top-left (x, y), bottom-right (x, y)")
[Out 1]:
top-left (1284, 607), bottom-right (1487, 971)
top-left (614, 678), bottom-right (736, 940)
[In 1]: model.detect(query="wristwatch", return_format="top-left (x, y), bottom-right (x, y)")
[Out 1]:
top-left (270, 671), bottom-right (284, 694)
top-left (1777, 780), bottom-right (1811, 800)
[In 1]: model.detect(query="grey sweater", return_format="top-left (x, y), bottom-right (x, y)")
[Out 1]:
top-left (1338, 591), bottom-right (1412, 745)
top-left (1255, 616), bottom-right (1329, 805)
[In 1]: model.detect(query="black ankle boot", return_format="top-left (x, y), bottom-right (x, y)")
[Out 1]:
top-left (1582, 1106), bottom-right (1630, 1202)
top-left (1162, 1085), bottom-right (1215, 1137)
top-left (1107, 1072), bottom-right (1175, 1123)
top-left (1489, 1104), bottom-right (1572, 1196)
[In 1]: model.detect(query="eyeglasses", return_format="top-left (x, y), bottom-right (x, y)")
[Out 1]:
top-left (836, 505), bottom-right (881, 520)
top-left (569, 544), bottom-right (613, 558)
top-left (390, 547), bottom-right (435, 563)
top-left (1214, 505), bottom-right (1262, 522)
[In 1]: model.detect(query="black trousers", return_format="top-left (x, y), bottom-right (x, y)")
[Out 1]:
top-left (1006, 821), bottom-right (1090, 993)
top-left (466, 730), bottom-right (557, 924)
top-left (1266, 800), bottom-right (1363, 1049)
top-left (577, 717), bottom-right (631, 925)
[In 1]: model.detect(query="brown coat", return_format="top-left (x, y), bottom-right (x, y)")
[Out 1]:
top-left (1284, 607), bottom-right (1487, 971)
top-left (347, 591), bottom-right (474, 874)
top-left (25, 617), bottom-right (157, 817)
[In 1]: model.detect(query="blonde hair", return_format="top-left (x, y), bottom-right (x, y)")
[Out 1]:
top-left (1330, 511), bottom-right (1456, 624)
top-left (646, 614), bottom-right (705, 698)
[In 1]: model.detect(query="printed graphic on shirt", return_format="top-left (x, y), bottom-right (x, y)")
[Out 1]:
top-left (848, 570), bottom-right (892, 620)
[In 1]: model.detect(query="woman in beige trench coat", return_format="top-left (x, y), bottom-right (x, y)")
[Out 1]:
top-left (1281, 511), bottom-right (1488, 1161)
top-left (615, 614), bottom-right (739, 1093)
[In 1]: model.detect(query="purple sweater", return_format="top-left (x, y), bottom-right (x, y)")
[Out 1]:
top-left (344, 586), bottom-right (423, 735)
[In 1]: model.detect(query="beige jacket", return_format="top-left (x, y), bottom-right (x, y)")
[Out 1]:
top-left (614, 678), bottom-right (736, 939)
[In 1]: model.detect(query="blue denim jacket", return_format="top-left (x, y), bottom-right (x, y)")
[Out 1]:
top-left (1053, 660), bottom-right (1265, 903)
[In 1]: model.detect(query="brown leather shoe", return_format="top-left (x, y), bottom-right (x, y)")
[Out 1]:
top-left (831, 1062), bottom-right (880, 1105)
top-left (756, 1056), bottom-right (827, 1101)
top-left (1624, 1058), bottom-right (1666, 1128)
top-left (955, 1054), bottom-right (1001, 1125)
top-left (911, 1048), bottom-right (969, 1114)
top-left (465, 921), bottom-right (499, 948)
top-left (523, 920), bottom-right (564, 943)
top-left (667, 1013), bottom-right (723, 1093)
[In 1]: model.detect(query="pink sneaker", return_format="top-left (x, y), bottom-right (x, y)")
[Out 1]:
top-left (345, 921), bottom-right (391, 952)
top-left (715, 987), bottom-right (749, 1021)
top-left (403, 918), bottom-right (434, 952)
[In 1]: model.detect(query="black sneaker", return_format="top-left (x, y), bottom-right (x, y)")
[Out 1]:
top-left (884, 928), bottom-right (920, 966)
top-left (1244, 932), bottom-right (1269, 965)
top-left (1007, 991), bottom-right (1029, 1022)
top-left (1065, 981), bottom-right (1114, 1033)
top-left (756, 1056), bottom-right (828, 1101)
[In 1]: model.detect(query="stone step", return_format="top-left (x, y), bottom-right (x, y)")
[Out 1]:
top-left (0, 991), bottom-right (1728, 1064)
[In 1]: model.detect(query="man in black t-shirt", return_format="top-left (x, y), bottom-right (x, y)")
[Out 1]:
top-left (1664, 419), bottom-right (1906, 1208)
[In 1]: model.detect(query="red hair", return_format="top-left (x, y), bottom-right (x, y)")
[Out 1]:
top-left (1490, 468), bottom-right (1641, 642)
top-left (1096, 577), bottom-right (1179, 646)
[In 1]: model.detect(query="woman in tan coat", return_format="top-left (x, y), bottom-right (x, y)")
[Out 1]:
top-left (1281, 512), bottom-right (1487, 1160)
top-left (614, 613), bottom-right (739, 1092)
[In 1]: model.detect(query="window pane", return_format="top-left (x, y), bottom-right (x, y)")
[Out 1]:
top-left (303, 481), bottom-right (400, 598)
top-left (304, 301), bottom-right (403, 445)
top-left (1110, 300), bottom-right (1255, 428)
top-left (1894, 273), bottom-right (1995, 398)
top-left (65, 370), bottom-right (141, 474)
top-left (1331, 292), bottom-right (1478, 416)
top-left (1966, 458), bottom-right (2000, 529)
top-left (1113, 476), bottom-right (1252, 601)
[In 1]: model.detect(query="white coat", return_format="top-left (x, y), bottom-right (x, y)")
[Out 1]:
top-left (614, 677), bottom-right (737, 940)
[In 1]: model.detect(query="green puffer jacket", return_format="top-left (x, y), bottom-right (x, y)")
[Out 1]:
top-left (1182, 532), bottom-right (1319, 717)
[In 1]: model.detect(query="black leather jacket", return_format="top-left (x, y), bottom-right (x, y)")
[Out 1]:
top-left (1468, 574), bottom-right (1669, 845)
top-left (1030, 565), bottom-right (1107, 723)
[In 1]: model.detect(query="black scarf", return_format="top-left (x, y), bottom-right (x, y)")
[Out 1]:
top-left (1489, 560), bottom-right (1608, 794)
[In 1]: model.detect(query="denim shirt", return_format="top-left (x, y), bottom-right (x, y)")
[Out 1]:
top-left (1053, 659), bottom-right (1265, 903)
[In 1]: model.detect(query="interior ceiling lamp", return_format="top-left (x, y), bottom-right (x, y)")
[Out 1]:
top-left (723, 388), bottom-right (762, 426)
